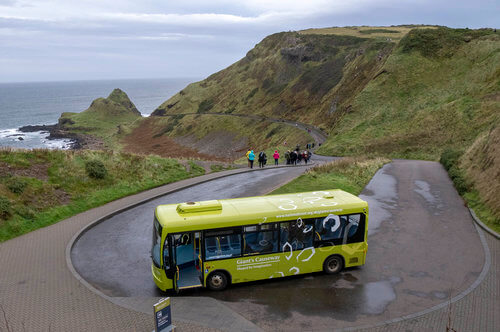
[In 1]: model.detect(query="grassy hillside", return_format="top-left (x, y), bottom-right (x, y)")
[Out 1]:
top-left (317, 28), bottom-right (499, 160)
top-left (123, 114), bottom-right (312, 160)
top-left (0, 148), bottom-right (204, 242)
top-left (151, 28), bottom-right (411, 127)
top-left (58, 88), bottom-right (143, 148)
top-left (460, 126), bottom-right (500, 232)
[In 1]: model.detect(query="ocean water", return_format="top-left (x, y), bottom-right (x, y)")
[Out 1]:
top-left (0, 78), bottom-right (196, 149)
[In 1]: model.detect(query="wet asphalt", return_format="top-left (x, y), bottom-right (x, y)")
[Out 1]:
top-left (71, 159), bottom-right (484, 330)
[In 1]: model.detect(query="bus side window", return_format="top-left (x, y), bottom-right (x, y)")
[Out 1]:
top-left (315, 215), bottom-right (348, 242)
top-left (345, 214), bottom-right (365, 244)
top-left (243, 224), bottom-right (278, 255)
top-left (205, 231), bottom-right (242, 261)
top-left (280, 220), bottom-right (313, 251)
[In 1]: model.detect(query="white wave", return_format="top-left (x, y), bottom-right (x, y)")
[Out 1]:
top-left (0, 128), bottom-right (23, 138)
top-left (0, 128), bottom-right (73, 150)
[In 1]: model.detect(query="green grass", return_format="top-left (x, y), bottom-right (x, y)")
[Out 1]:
top-left (318, 28), bottom-right (499, 160)
top-left (270, 157), bottom-right (389, 195)
top-left (0, 149), bottom-right (205, 242)
top-left (59, 89), bottom-right (142, 149)
top-left (465, 191), bottom-right (500, 234)
top-left (188, 161), bottom-right (206, 174)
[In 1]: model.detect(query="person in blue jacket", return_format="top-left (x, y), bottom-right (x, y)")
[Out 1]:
top-left (248, 150), bottom-right (255, 168)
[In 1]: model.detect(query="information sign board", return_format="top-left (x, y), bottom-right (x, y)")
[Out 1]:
top-left (154, 297), bottom-right (173, 332)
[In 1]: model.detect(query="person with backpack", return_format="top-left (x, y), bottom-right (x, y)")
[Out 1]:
top-left (248, 150), bottom-right (255, 168)
top-left (272, 150), bottom-right (280, 165)
top-left (258, 151), bottom-right (267, 168)
top-left (285, 150), bottom-right (291, 165)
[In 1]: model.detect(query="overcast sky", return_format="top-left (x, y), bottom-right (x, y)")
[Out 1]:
top-left (0, 0), bottom-right (498, 83)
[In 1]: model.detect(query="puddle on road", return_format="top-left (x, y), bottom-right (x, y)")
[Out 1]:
top-left (362, 280), bottom-right (397, 315)
top-left (414, 180), bottom-right (435, 203)
top-left (359, 164), bottom-right (398, 235)
top-left (413, 180), bottom-right (444, 214)
top-left (191, 273), bottom-right (400, 322)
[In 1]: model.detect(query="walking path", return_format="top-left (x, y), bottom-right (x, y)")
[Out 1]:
top-left (154, 112), bottom-right (328, 146)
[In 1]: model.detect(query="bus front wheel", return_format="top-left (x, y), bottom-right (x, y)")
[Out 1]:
top-left (323, 255), bottom-right (343, 275)
top-left (207, 271), bottom-right (228, 291)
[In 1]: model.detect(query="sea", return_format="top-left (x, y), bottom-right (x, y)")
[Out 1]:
top-left (0, 78), bottom-right (197, 149)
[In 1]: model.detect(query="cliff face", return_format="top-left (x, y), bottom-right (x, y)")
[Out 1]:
top-left (152, 31), bottom-right (395, 128)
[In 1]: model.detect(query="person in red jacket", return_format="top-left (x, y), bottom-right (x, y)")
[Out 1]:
top-left (272, 150), bottom-right (280, 165)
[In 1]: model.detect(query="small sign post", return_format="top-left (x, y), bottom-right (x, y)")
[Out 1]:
top-left (153, 297), bottom-right (174, 332)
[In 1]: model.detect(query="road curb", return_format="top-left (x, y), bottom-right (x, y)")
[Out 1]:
top-left (469, 208), bottom-right (500, 240)
top-left (65, 163), bottom-right (311, 327)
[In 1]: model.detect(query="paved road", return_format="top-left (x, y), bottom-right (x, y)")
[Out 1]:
top-left (70, 160), bottom-right (496, 331)
top-left (72, 167), bottom-right (310, 298)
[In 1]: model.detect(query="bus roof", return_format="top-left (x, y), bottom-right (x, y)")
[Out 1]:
top-left (155, 189), bottom-right (368, 234)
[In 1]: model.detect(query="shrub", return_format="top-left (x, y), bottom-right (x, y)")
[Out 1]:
top-left (0, 196), bottom-right (11, 219)
top-left (85, 159), bottom-right (108, 179)
top-left (16, 206), bottom-right (36, 220)
top-left (440, 149), bottom-right (462, 171)
top-left (266, 127), bottom-right (280, 139)
top-left (6, 177), bottom-right (27, 194)
top-left (197, 99), bottom-right (214, 113)
top-left (439, 149), bottom-right (471, 195)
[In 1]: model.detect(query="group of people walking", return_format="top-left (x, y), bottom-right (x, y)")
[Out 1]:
top-left (284, 149), bottom-right (311, 165)
top-left (245, 146), bottom-right (311, 168)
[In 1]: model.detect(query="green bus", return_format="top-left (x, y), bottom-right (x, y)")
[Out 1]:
top-left (151, 190), bottom-right (368, 292)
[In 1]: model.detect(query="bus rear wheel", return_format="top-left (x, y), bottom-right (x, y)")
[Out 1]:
top-left (323, 255), bottom-right (343, 275)
top-left (207, 271), bottom-right (228, 291)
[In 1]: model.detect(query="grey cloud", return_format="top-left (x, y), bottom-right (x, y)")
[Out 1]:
top-left (0, 0), bottom-right (17, 6)
top-left (0, 0), bottom-right (498, 82)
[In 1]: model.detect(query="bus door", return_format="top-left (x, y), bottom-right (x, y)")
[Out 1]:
top-left (171, 232), bottom-right (203, 291)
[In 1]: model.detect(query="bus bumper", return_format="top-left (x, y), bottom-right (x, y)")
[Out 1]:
top-left (152, 264), bottom-right (173, 291)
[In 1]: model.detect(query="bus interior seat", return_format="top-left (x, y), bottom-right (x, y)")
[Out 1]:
top-left (315, 219), bottom-right (324, 233)
top-left (280, 228), bottom-right (289, 245)
top-left (229, 234), bottom-right (241, 249)
top-left (218, 236), bottom-right (240, 256)
top-left (205, 237), bottom-right (219, 255)
top-left (219, 236), bottom-right (230, 251)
